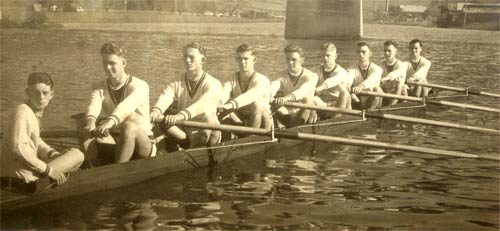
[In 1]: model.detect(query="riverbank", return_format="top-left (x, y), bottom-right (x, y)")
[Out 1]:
top-left (52, 22), bottom-right (500, 44)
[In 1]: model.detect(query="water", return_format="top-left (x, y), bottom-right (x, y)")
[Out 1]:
top-left (1, 24), bottom-right (499, 230)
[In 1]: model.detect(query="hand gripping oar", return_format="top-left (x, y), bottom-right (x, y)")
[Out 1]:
top-left (279, 101), bottom-right (500, 136)
top-left (359, 91), bottom-right (500, 113)
top-left (407, 82), bottom-right (500, 99)
top-left (153, 118), bottom-right (499, 161)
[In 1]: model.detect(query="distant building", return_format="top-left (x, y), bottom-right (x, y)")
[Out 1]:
top-left (447, 2), bottom-right (500, 24)
top-left (399, 5), bottom-right (427, 22)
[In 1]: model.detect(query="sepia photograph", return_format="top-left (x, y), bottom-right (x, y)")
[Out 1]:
top-left (1, 0), bottom-right (499, 230)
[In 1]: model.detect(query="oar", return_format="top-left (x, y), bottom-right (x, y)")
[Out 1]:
top-left (407, 82), bottom-right (500, 99)
top-left (279, 102), bottom-right (500, 136)
top-left (359, 91), bottom-right (500, 113)
top-left (153, 118), bottom-right (499, 161)
top-left (0, 130), bottom-right (79, 139)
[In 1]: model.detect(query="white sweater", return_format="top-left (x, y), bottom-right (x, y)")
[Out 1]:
top-left (85, 76), bottom-right (152, 136)
top-left (1, 104), bottom-right (53, 182)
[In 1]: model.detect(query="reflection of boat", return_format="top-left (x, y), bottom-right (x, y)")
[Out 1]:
top-left (0, 100), bottom-right (477, 212)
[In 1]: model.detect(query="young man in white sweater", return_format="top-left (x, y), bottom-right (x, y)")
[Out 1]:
top-left (380, 40), bottom-right (408, 105)
top-left (348, 41), bottom-right (384, 110)
top-left (151, 42), bottom-right (222, 152)
top-left (1, 72), bottom-right (84, 192)
top-left (270, 44), bottom-right (319, 127)
top-left (406, 39), bottom-right (432, 97)
top-left (314, 42), bottom-right (351, 119)
top-left (219, 43), bottom-right (272, 130)
top-left (81, 42), bottom-right (155, 165)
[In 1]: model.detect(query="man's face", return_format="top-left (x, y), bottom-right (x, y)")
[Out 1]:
top-left (285, 51), bottom-right (304, 73)
top-left (357, 45), bottom-right (371, 63)
top-left (409, 42), bottom-right (422, 58)
top-left (384, 45), bottom-right (397, 62)
top-left (102, 54), bottom-right (126, 80)
top-left (183, 47), bottom-right (205, 72)
top-left (321, 49), bottom-right (337, 69)
top-left (26, 83), bottom-right (53, 111)
top-left (235, 50), bottom-right (256, 73)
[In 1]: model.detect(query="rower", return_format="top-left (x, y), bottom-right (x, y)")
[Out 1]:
top-left (1, 72), bottom-right (84, 192)
top-left (219, 43), bottom-right (272, 130)
top-left (380, 40), bottom-right (408, 106)
top-left (406, 39), bottom-right (432, 97)
top-left (348, 41), bottom-right (384, 110)
top-left (270, 44), bottom-right (319, 126)
top-left (314, 42), bottom-right (351, 118)
top-left (80, 42), bottom-right (156, 165)
top-left (150, 42), bottom-right (222, 153)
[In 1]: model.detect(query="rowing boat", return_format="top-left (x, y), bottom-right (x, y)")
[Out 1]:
top-left (0, 100), bottom-right (426, 212)
top-left (1, 98), bottom-right (496, 212)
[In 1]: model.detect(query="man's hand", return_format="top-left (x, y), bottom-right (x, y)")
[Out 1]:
top-left (48, 168), bottom-right (67, 185)
top-left (163, 114), bottom-right (186, 127)
top-left (352, 86), bottom-right (364, 94)
top-left (217, 103), bottom-right (234, 114)
top-left (150, 110), bottom-right (162, 123)
top-left (274, 96), bottom-right (290, 106)
top-left (83, 118), bottom-right (96, 136)
top-left (407, 76), bottom-right (419, 83)
top-left (315, 86), bottom-right (325, 94)
top-left (381, 76), bottom-right (390, 83)
top-left (93, 119), bottom-right (114, 138)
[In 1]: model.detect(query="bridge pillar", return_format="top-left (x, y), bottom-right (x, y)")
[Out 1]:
top-left (285, 0), bottom-right (363, 40)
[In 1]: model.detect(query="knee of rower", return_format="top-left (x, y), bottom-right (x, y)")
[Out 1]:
top-left (66, 147), bottom-right (85, 164)
top-left (250, 101), bottom-right (267, 113)
top-left (300, 94), bottom-right (315, 104)
top-left (121, 121), bottom-right (138, 133)
top-left (338, 85), bottom-right (349, 96)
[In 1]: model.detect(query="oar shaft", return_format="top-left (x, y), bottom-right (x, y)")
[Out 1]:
top-left (154, 119), bottom-right (498, 161)
top-left (282, 102), bottom-right (500, 135)
top-left (294, 132), bottom-right (479, 159)
top-left (359, 91), bottom-right (500, 113)
top-left (408, 82), bottom-right (500, 98)
top-left (1, 130), bottom-right (80, 139)
top-left (430, 99), bottom-right (500, 113)
top-left (370, 113), bottom-right (500, 135)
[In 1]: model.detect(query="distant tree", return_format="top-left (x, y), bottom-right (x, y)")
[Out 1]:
top-left (388, 5), bottom-right (403, 18)
top-left (425, 0), bottom-right (450, 27)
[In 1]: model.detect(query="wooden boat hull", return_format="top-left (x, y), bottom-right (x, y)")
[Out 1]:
top-left (1, 102), bottom-right (426, 212)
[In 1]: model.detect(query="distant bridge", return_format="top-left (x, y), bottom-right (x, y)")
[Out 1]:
top-left (285, 0), bottom-right (362, 39)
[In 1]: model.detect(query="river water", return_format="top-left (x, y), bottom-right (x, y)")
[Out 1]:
top-left (1, 24), bottom-right (499, 230)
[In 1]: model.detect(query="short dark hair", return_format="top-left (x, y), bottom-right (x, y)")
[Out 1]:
top-left (384, 40), bottom-right (398, 49)
top-left (409, 39), bottom-right (423, 47)
top-left (321, 42), bottom-right (337, 52)
top-left (183, 42), bottom-right (206, 56)
top-left (28, 72), bottom-right (54, 89)
top-left (283, 44), bottom-right (304, 56)
top-left (236, 43), bottom-right (256, 55)
top-left (100, 42), bottom-right (127, 57)
top-left (356, 41), bottom-right (371, 49)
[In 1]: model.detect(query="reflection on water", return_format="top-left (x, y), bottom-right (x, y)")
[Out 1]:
top-left (1, 26), bottom-right (499, 230)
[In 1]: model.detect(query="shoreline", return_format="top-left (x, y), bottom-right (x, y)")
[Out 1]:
top-left (41, 22), bottom-right (499, 44)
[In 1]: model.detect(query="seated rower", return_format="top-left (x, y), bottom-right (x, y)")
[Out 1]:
top-left (314, 42), bottom-right (351, 118)
top-left (1, 72), bottom-right (84, 193)
top-left (219, 43), bottom-right (272, 130)
top-left (150, 42), bottom-right (222, 153)
top-left (406, 39), bottom-right (432, 97)
top-left (80, 42), bottom-right (156, 165)
top-left (380, 40), bottom-right (408, 106)
top-left (270, 44), bottom-right (319, 126)
top-left (348, 41), bottom-right (384, 110)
